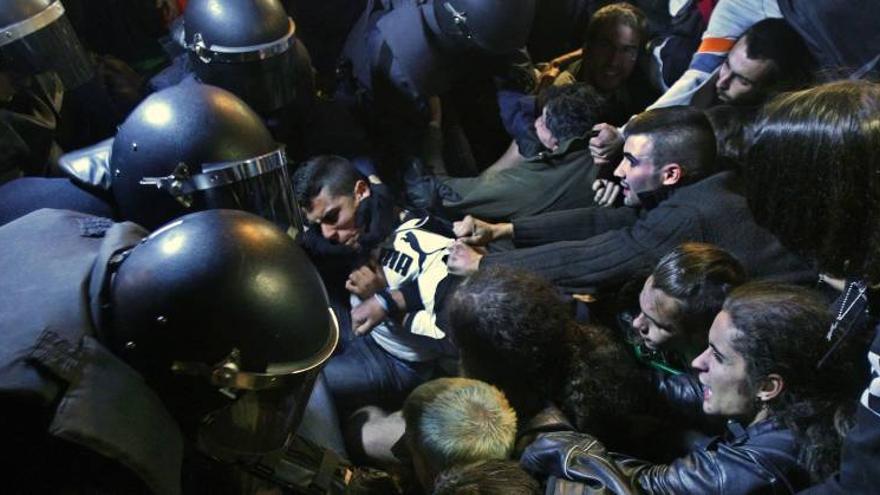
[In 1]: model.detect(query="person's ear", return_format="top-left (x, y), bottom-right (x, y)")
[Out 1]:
top-left (354, 179), bottom-right (371, 201)
top-left (756, 373), bottom-right (785, 403)
top-left (660, 163), bottom-right (683, 186)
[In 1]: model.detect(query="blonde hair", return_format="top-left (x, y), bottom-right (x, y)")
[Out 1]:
top-left (403, 378), bottom-right (517, 473)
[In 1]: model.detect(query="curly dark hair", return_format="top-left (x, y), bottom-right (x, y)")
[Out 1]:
top-left (724, 282), bottom-right (863, 481)
top-left (433, 460), bottom-right (541, 495)
top-left (447, 267), bottom-right (646, 437)
top-left (540, 83), bottom-right (605, 142)
top-left (560, 325), bottom-right (649, 447)
top-left (447, 267), bottom-right (573, 421)
top-left (743, 80), bottom-right (880, 284)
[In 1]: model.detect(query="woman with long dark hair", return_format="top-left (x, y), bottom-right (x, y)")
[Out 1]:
top-left (742, 79), bottom-right (880, 494)
top-left (521, 282), bottom-right (861, 494)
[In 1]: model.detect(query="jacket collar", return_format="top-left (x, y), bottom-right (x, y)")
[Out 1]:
top-left (634, 185), bottom-right (674, 211)
top-left (725, 417), bottom-right (786, 445)
top-left (526, 133), bottom-right (590, 162)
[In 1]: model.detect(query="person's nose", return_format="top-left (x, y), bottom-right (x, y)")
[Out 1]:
top-left (613, 158), bottom-right (627, 179)
top-left (692, 347), bottom-right (711, 372)
top-left (321, 223), bottom-right (338, 242)
top-left (633, 312), bottom-right (648, 335)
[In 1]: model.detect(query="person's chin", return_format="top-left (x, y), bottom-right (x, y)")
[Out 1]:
top-left (623, 195), bottom-right (640, 207)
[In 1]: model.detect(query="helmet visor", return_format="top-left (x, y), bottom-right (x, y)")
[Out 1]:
top-left (139, 147), bottom-right (304, 236)
top-left (198, 369), bottom-right (317, 458)
top-left (200, 152), bottom-right (303, 237)
top-left (0, 3), bottom-right (93, 89)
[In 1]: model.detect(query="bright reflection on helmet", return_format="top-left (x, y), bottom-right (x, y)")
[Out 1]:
top-left (254, 270), bottom-right (286, 301)
top-left (160, 232), bottom-right (187, 256)
top-left (236, 221), bottom-right (279, 242)
top-left (208, 0), bottom-right (224, 16)
top-left (143, 101), bottom-right (173, 126)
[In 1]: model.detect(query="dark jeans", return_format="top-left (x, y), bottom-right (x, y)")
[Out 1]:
top-left (321, 334), bottom-right (438, 416)
top-left (295, 373), bottom-right (348, 458)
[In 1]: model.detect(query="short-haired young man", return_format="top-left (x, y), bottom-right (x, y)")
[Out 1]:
top-left (448, 106), bottom-right (813, 295)
top-left (712, 18), bottom-right (812, 106)
top-left (401, 378), bottom-right (517, 493)
top-left (293, 156), bottom-right (459, 415)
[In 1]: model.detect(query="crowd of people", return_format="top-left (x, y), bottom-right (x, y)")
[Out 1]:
top-left (1, 0), bottom-right (879, 494)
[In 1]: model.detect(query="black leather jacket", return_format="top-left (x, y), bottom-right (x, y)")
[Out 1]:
top-left (522, 373), bottom-right (812, 494)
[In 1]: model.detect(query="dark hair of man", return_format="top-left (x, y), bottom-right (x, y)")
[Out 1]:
top-left (724, 282), bottom-right (863, 481)
top-left (447, 267), bottom-right (573, 422)
top-left (624, 106), bottom-right (717, 183)
top-left (585, 2), bottom-right (647, 47)
top-left (744, 80), bottom-right (880, 284)
top-left (292, 155), bottom-right (363, 208)
top-left (652, 242), bottom-right (747, 337)
top-left (704, 104), bottom-right (758, 168)
top-left (447, 267), bottom-right (647, 440)
top-left (432, 460), bottom-right (541, 495)
top-left (540, 83), bottom-right (604, 142)
top-left (742, 18), bottom-right (814, 92)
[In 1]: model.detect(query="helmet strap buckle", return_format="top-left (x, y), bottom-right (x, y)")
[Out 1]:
top-left (191, 32), bottom-right (213, 63)
top-left (443, 2), bottom-right (473, 40)
top-left (139, 162), bottom-right (195, 207)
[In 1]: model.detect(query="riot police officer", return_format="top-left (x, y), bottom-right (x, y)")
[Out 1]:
top-left (0, 208), bottom-right (344, 493)
top-left (1, 81), bottom-right (304, 233)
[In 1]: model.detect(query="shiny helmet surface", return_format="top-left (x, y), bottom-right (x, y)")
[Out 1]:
top-left (181, 0), bottom-right (312, 114)
top-left (110, 80), bottom-right (302, 233)
top-left (106, 209), bottom-right (339, 460)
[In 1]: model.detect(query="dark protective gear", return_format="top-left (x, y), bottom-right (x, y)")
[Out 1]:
top-left (57, 137), bottom-right (113, 190)
top-left (110, 80), bottom-right (302, 232)
top-left (0, 0), bottom-right (93, 89)
top-left (341, 0), bottom-right (535, 99)
top-left (107, 209), bottom-right (340, 465)
top-left (0, 208), bottom-right (353, 493)
top-left (181, 0), bottom-right (313, 114)
top-left (425, 0), bottom-right (535, 55)
top-left (0, 208), bottom-right (183, 494)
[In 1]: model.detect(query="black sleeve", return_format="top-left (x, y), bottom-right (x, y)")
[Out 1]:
top-left (484, 204), bottom-right (700, 294)
top-left (512, 207), bottom-right (639, 247)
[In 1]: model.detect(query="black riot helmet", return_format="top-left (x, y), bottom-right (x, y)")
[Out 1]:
top-left (110, 80), bottom-right (302, 233)
top-left (0, 0), bottom-right (93, 89)
top-left (181, 0), bottom-right (312, 114)
top-left (425, 0), bottom-right (535, 54)
top-left (106, 209), bottom-right (339, 460)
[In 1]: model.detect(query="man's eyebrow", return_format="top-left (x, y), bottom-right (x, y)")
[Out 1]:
top-left (623, 152), bottom-right (641, 166)
top-left (733, 71), bottom-right (756, 85)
